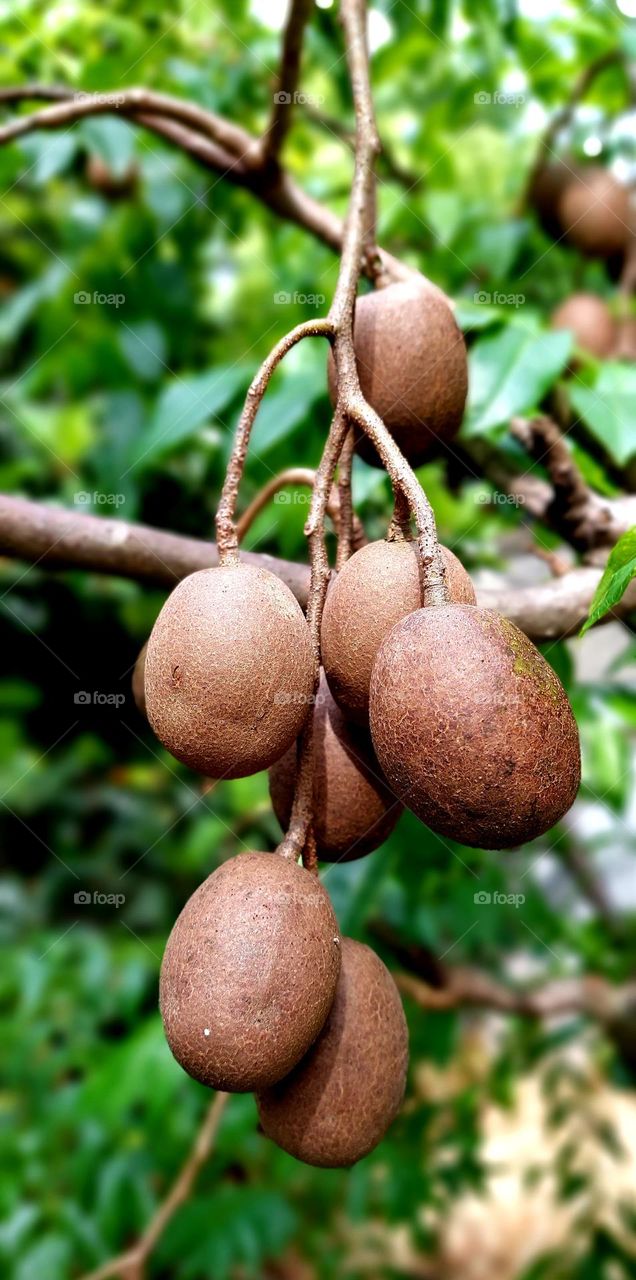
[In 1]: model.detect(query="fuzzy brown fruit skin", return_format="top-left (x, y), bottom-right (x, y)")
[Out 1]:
top-left (321, 539), bottom-right (476, 725)
top-left (144, 564), bottom-right (314, 778)
top-left (551, 293), bottom-right (616, 360)
top-left (257, 937), bottom-right (408, 1168)
top-left (557, 169), bottom-right (630, 258)
top-left (269, 673), bottom-right (401, 861)
top-left (132, 641), bottom-right (147, 717)
top-left (369, 605), bottom-right (581, 850)
top-left (327, 279), bottom-right (468, 468)
top-left (160, 851), bottom-right (341, 1092)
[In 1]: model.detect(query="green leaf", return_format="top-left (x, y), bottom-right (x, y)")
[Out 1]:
top-left (569, 363), bottom-right (636, 467)
top-left (580, 526), bottom-right (636, 635)
top-left (463, 325), bottom-right (572, 436)
top-left (129, 365), bottom-right (248, 470)
top-left (0, 264), bottom-right (68, 343)
top-left (80, 116), bottom-right (137, 177)
top-left (249, 368), bottom-right (324, 455)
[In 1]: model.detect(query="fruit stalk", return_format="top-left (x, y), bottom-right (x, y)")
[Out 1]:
top-left (215, 317), bottom-right (333, 564)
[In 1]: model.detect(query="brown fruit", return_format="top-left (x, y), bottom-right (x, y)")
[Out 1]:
top-left (269, 672), bottom-right (401, 861)
top-left (321, 539), bottom-right (476, 725)
top-left (369, 605), bottom-right (580, 849)
top-left (132, 641), bottom-right (147, 717)
top-left (144, 564), bottom-right (314, 778)
top-left (551, 293), bottom-right (616, 360)
top-left (530, 160), bottom-right (578, 239)
top-left (160, 851), bottom-right (341, 1092)
top-left (257, 937), bottom-right (408, 1167)
top-left (327, 279), bottom-right (468, 468)
top-left (557, 168), bottom-right (631, 258)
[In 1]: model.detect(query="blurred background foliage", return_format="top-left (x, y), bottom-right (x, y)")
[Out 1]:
top-left (2, 1), bottom-right (636, 1278)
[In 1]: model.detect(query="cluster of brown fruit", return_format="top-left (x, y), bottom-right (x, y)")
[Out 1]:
top-left (532, 160), bottom-right (631, 260)
top-left (136, 279), bottom-right (581, 1168)
top-left (533, 160), bottom-right (635, 362)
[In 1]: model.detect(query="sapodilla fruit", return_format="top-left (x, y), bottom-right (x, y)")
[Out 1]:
top-left (530, 160), bottom-right (577, 239)
top-left (257, 937), bottom-right (408, 1167)
top-left (132, 641), bottom-right (147, 717)
top-left (321, 539), bottom-right (475, 725)
top-left (551, 293), bottom-right (616, 360)
top-left (160, 851), bottom-right (341, 1092)
top-left (144, 565), bottom-right (314, 778)
top-left (269, 672), bottom-right (401, 861)
top-left (557, 168), bottom-right (630, 258)
top-left (327, 279), bottom-right (468, 468)
top-left (369, 605), bottom-right (580, 849)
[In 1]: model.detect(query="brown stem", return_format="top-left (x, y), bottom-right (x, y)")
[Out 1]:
top-left (0, 88), bottom-right (253, 159)
top-left (279, 408), bottom-right (351, 866)
top-left (236, 466), bottom-right (366, 551)
top-left (303, 103), bottom-right (425, 191)
top-left (215, 318), bottom-right (333, 564)
top-left (2, 493), bottom-right (635, 642)
top-left (387, 489), bottom-right (412, 542)
top-left (396, 969), bottom-right (636, 1024)
top-left (263, 0), bottom-right (314, 163)
top-left (326, 0), bottom-right (447, 607)
top-left (335, 429), bottom-right (356, 570)
top-left (0, 83), bottom-right (413, 285)
top-left (79, 1092), bottom-right (228, 1280)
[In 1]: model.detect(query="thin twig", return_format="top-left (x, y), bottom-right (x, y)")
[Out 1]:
top-left (236, 466), bottom-right (366, 550)
top-left (263, 0), bottom-right (314, 163)
top-left (0, 82), bottom-right (412, 284)
top-left (79, 1092), bottom-right (229, 1280)
top-left (335, 429), bottom-right (356, 569)
top-left (215, 318), bottom-right (334, 563)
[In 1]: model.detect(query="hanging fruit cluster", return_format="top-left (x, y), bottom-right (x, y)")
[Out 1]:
top-left (135, 271), bottom-right (581, 1169)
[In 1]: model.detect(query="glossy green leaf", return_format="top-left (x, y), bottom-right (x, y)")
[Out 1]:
top-left (570, 363), bottom-right (636, 466)
top-left (581, 526), bottom-right (636, 634)
top-left (464, 325), bottom-right (572, 436)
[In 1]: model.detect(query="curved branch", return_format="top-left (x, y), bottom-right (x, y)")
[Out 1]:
top-left (0, 494), bottom-right (311, 602)
top-left (0, 83), bottom-right (413, 284)
top-left (0, 87), bottom-right (253, 159)
top-left (215, 318), bottom-right (333, 562)
top-left (263, 0), bottom-right (314, 163)
top-left (80, 1092), bottom-right (228, 1280)
top-left (236, 466), bottom-right (366, 550)
top-left (396, 969), bottom-right (636, 1023)
top-left (2, 494), bottom-right (634, 642)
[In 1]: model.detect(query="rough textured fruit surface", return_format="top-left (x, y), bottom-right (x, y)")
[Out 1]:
top-left (145, 564), bottom-right (314, 778)
top-left (257, 937), bottom-right (408, 1168)
top-left (321, 539), bottom-right (476, 725)
top-left (369, 605), bottom-right (581, 849)
top-left (551, 293), bottom-right (616, 360)
top-left (160, 851), bottom-right (341, 1092)
top-left (269, 673), bottom-right (401, 861)
top-left (132, 641), bottom-right (147, 717)
top-left (327, 280), bottom-right (467, 467)
top-left (557, 169), bottom-right (630, 258)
